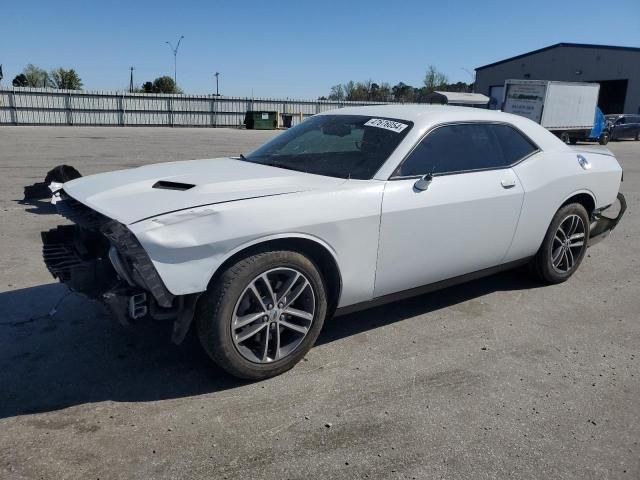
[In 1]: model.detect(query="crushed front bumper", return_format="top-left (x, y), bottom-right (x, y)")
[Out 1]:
top-left (41, 191), bottom-right (197, 343)
top-left (588, 192), bottom-right (627, 247)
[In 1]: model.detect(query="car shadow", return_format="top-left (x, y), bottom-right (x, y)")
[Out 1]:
top-left (16, 198), bottom-right (57, 215)
top-left (0, 270), bottom-right (542, 419)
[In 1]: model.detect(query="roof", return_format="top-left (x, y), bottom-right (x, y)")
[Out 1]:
top-left (475, 43), bottom-right (640, 71)
top-left (425, 91), bottom-right (490, 105)
top-left (317, 104), bottom-right (557, 145)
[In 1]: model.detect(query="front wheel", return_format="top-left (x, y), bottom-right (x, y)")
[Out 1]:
top-left (196, 249), bottom-right (327, 380)
top-left (531, 203), bottom-right (590, 284)
top-left (599, 132), bottom-right (610, 145)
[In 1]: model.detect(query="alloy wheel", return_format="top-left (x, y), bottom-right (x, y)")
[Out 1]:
top-left (551, 214), bottom-right (586, 273)
top-left (231, 267), bottom-right (315, 363)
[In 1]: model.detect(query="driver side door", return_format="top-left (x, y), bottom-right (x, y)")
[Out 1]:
top-left (374, 122), bottom-right (534, 298)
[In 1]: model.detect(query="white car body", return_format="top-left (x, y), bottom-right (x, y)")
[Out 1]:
top-left (48, 105), bottom-right (623, 330)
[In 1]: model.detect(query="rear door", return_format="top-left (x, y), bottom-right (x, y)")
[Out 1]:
top-left (374, 122), bottom-right (537, 297)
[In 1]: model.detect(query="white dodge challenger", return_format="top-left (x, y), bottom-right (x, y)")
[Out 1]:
top-left (42, 105), bottom-right (626, 379)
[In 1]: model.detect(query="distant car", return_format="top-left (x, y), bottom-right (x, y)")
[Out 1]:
top-left (42, 106), bottom-right (626, 379)
top-left (605, 114), bottom-right (640, 141)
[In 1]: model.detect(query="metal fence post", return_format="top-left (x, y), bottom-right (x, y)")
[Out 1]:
top-left (168, 96), bottom-right (173, 127)
top-left (65, 92), bottom-right (73, 125)
top-left (9, 88), bottom-right (18, 125)
top-left (211, 96), bottom-right (216, 127)
top-left (116, 92), bottom-right (126, 127)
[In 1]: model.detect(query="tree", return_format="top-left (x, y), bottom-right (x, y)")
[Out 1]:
top-left (140, 81), bottom-right (154, 93)
top-left (153, 76), bottom-right (181, 94)
top-left (50, 68), bottom-right (83, 90)
top-left (12, 74), bottom-right (28, 87)
top-left (423, 65), bottom-right (448, 93)
top-left (327, 84), bottom-right (345, 101)
top-left (392, 82), bottom-right (415, 103)
top-left (21, 64), bottom-right (50, 88)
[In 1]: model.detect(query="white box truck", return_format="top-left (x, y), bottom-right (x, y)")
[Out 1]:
top-left (502, 79), bottom-right (600, 144)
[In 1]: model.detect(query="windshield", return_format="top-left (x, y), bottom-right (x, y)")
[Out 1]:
top-left (241, 115), bottom-right (413, 179)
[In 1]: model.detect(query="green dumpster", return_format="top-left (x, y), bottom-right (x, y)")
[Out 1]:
top-left (244, 111), bottom-right (278, 130)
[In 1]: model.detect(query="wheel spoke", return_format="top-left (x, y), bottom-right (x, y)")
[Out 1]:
top-left (249, 283), bottom-right (268, 312)
top-left (280, 319), bottom-right (309, 335)
top-left (566, 246), bottom-right (575, 268)
top-left (233, 311), bottom-right (265, 329)
top-left (276, 272), bottom-right (300, 303)
top-left (274, 325), bottom-right (281, 360)
top-left (556, 226), bottom-right (567, 241)
top-left (284, 307), bottom-right (314, 322)
top-left (261, 326), bottom-right (271, 361)
top-left (284, 279), bottom-right (309, 308)
top-left (566, 216), bottom-right (577, 236)
top-left (260, 273), bottom-right (277, 307)
top-left (552, 246), bottom-right (564, 264)
top-left (235, 322), bottom-right (268, 343)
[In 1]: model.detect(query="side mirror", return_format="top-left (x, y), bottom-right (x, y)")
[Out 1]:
top-left (414, 173), bottom-right (433, 191)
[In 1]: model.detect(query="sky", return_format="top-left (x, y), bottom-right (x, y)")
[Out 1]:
top-left (1, 0), bottom-right (639, 99)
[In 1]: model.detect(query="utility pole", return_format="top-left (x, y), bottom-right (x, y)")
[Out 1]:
top-left (215, 72), bottom-right (220, 96)
top-left (165, 35), bottom-right (184, 87)
top-left (129, 66), bottom-right (135, 93)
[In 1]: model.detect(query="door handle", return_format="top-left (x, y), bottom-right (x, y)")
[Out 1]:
top-left (501, 177), bottom-right (516, 189)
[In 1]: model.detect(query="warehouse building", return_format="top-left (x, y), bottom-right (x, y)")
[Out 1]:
top-left (474, 43), bottom-right (640, 114)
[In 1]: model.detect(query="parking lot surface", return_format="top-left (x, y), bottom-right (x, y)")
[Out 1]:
top-left (1, 126), bottom-right (638, 479)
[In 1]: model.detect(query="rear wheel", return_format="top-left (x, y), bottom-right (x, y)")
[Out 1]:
top-left (560, 132), bottom-right (571, 145)
top-left (599, 132), bottom-right (610, 145)
top-left (531, 203), bottom-right (590, 284)
top-left (196, 249), bottom-right (327, 380)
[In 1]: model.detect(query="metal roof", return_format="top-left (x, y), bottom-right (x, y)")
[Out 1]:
top-left (426, 91), bottom-right (490, 105)
top-left (475, 43), bottom-right (640, 71)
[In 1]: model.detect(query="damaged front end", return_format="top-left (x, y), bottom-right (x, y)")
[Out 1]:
top-left (588, 192), bottom-right (627, 247)
top-left (42, 192), bottom-right (198, 343)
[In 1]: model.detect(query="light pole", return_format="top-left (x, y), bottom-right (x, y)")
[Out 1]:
top-left (165, 35), bottom-right (184, 87)
top-left (129, 66), bottom-right (135, 93)
top-left (214, 72), bottom-right (220, 96)
top-left (461, 67), bottom-right (475, 92)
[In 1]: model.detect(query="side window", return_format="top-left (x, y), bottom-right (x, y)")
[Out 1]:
top-left (397, 123), bottom-right (508, 177)
top-left (397, 123), bottom-right (537, 177)
top-left (491, 124), bottom-right (537, 164)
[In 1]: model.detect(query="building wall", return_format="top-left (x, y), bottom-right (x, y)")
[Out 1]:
top-left (475, 46), bottom-right (640, 114)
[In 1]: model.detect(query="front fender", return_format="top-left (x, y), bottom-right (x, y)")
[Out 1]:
top-left (129, 182), bottom-right (384, 307)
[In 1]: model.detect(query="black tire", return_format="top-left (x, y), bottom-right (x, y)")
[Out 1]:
top-left (531, 203), bottom-right (590, 284)
top-left (560, 132), bottom-right (571, 145)
top-left (196, 249), bottom-right (328, 380)
top-left (599, 132), bottom-right (610, 145)
top-left (635, 132), bottom-right (639, 141)
top-left (569, 137), bottom-right (578, 145)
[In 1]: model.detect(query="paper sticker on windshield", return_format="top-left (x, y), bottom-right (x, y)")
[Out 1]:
top-left (364, 118), bottom-right (408, 133)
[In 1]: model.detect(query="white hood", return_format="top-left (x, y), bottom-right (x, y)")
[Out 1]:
top-left (63, 157), bottom-right (345, 225)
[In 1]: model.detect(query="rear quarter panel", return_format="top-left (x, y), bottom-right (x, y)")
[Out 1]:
top-left (506, 149), bottom-right (622, 261)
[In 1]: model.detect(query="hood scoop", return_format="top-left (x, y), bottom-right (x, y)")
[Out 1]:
top-left (152, 180), bottom-right (196, 191)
